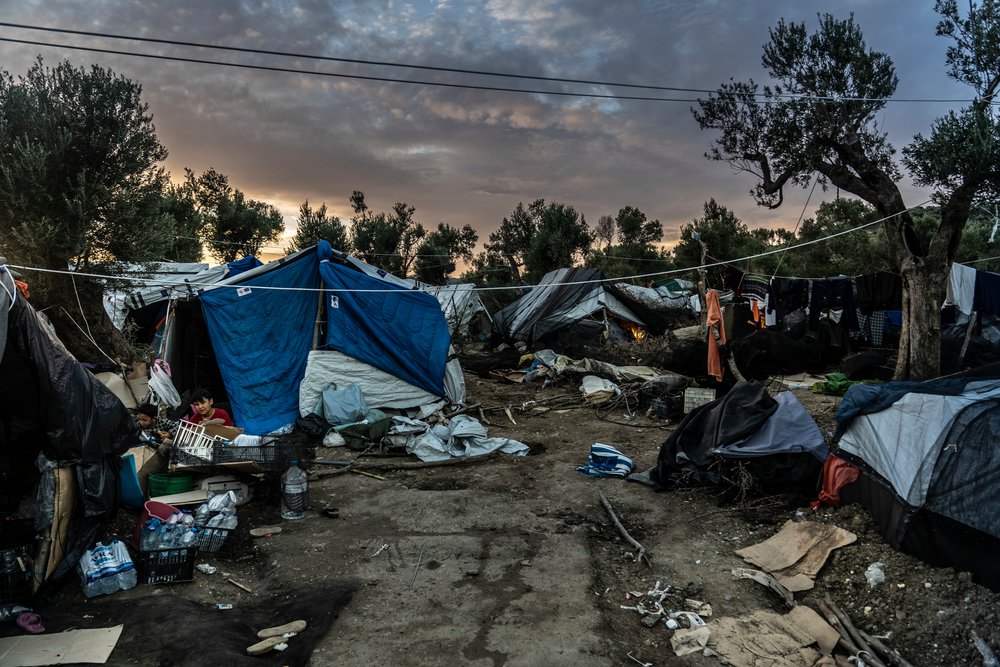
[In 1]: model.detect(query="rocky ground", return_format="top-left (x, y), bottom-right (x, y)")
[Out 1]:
top-left (23, 359), bottom-right (1000, 666)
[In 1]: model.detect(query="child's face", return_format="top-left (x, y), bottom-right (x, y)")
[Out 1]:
top-left (136, 413), bottom-right (155, 429)
top-left (194, 398), bottom-right (214, 417)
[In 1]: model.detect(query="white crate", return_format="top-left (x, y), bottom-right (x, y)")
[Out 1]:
top-left (683, 387), bottom-right (716, 414)
top-left (173, 421), bottom-right (215, 465)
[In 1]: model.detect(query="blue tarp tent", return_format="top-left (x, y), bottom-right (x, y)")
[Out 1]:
top-left (320, 260), bottom-right (450, 397)
top-left (200, 248), bottom-right (320, 434)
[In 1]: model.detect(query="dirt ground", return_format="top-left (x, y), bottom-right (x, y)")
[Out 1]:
top-left (23, 365), bottom-right (1000, 666)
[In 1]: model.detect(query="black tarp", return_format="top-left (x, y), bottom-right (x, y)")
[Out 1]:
top-left (0, 266), bottom-right (139, 589)
top-left (649, 382), bottom-right (778, 489)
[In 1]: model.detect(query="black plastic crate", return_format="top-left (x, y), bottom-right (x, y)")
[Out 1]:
top-left (136, 546), bottom-right (197, 584)
top-left (175, 438), bottom-right (315, 472)
top-left (1, 568), bottom-right (33, 604)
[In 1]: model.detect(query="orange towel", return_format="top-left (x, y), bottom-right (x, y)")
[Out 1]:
top-left (14, 280), bottom-right (29, 299)
top-left (706, 290), bottom-right (726, 381)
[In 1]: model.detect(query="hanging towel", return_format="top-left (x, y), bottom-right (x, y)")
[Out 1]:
top-left (706, 290), bottom-right (726, 381)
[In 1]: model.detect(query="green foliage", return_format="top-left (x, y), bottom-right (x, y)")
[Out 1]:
top-left (616, 205), bottom-right (663, 252)
top-left (158, 182), bottom-right (203, 262)
top-left (348, 191), bottom-right (426, 277)
top-left (0, 57), bottom-right (171, 274)
top-left (693, 14), bottom-right (900, 211)
top-left (522, 202), bottom-right (593, 280)
top-left (185, 168), bottom-right (283, 263)
top-left (483, 200), bottom-right (544, 280)
top-left (413, 222), bottom-right (478, 284)
top-left (288, 200), bottom-right (348, 253)
top-left (673, 200), bottom-right (768, 283)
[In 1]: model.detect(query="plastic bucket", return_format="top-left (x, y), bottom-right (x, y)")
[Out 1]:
top-left (149, 473), bottom-right (192, 498)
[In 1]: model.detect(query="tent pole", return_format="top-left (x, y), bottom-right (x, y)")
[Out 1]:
top-left (313, 287), bottom-right (325, 350)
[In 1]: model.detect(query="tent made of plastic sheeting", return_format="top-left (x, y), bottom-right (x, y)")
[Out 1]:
top-left (423, 284), bottom-right (492, 337)
top-left (160, 242), bottom-right (465, 435)
top-left (1, 264), bottom-right (140, 594)
top-left (198, 248), bottom-right (321, 435)
top-left (645, 382), bottom-right (825, 493)
top-left (492, 267), bottom-right (658, 345)
top-left (614, 283), bottom-right (699, 314)
top-left (103, 261), bottom-right (211, 329)
top-left (834, 369), bottom-right (1000, 590)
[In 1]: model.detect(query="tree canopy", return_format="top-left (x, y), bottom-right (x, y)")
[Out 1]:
top-left (185, 168), bottom-right (284, 263)
top-left (288, 200), bottom-right (348, 253)
top-left (693, 6), bottom-right (1000, 379)
top-left (0, 57), bottom-right (171, 360)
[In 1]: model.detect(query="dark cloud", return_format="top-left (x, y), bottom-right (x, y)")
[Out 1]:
top-left (0, 1), bottom-right (969, 250)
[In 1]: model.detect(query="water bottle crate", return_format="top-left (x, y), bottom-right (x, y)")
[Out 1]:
top-left (136, 546), bottom-right (198, 585)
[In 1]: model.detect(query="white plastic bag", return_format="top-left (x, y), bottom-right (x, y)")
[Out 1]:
top-left (148, 359), bottom-right (181, 408)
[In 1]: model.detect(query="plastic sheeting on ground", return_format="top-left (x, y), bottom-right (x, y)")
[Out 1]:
top-left (576, 443), bottom-right (635, 478)
top-left (384, 415), bottom-right (529, 462)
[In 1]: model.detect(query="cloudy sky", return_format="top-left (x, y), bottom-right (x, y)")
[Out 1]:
top-left (0, 1), bottom-right (971, 256)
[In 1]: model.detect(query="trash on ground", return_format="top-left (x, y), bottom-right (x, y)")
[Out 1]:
top-left (735, 520), bottom-right (856, 592)
top-left (865, 562), bottom-right (886, 588)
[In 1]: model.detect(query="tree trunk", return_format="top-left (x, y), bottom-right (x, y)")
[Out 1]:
top-left (894, 257), bottom-right (948, 380)
top-left (31, 271), bottom-right (136, 364)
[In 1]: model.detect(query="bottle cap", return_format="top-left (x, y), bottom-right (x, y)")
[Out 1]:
top-left (290, 459), bottom-right (298, 465)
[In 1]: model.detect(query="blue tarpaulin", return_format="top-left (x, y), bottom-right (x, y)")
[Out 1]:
top-left (226, 255), bottom-right (263, 278)
top-left (320, 260), bottom-right (450, 397)
top-left (200, 250), bottom-right (319, 434)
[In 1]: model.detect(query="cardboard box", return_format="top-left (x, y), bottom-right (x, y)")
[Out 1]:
top-left (202, 425), bottom-right (244, 440)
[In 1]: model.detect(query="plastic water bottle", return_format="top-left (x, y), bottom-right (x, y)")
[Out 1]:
top-left (180, 510), bottom-right (195, 527)
top-left (168, 511), bottom-right (181, 525)
top-left (194, 503), bottom-right (211, 527)
top-left (141, 519), bottom-right (161, 551)
top-left (110, 539), bottom-right (137, 592)
top-left (280, 459), bottom-right (308, 520)
top-left (180, 527), bottom-right (199, 548)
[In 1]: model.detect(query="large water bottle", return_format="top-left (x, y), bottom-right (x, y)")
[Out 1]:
top-left (110, 539), bottom-right (137, 592)
top-left (141, 519), bottom-right (161, 551)
top-left (280, 459), bottom-right (308, 520)
top-left (194, 503), bottom-right (211, 527)
top-left (180, 527), bottom-right (199, 548)
top-left (203, 511), bottom-right (226, 549)
top-left (180, 510), bottom-right (195, 527)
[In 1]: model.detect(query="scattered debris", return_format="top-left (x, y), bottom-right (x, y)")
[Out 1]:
top-left (409, 548), bottom-right (425, 588)
top-left (731, 568), bottom-right (794, 607)
top-left (226, 577), bottom-right (253, 594)
top-left (370, 543), bottom-right (390, 558)
top-left (249, 526), bottom-right (283, 538)
top-left (257, 620), bottom-right (307, 639)
top-left (598, 491), bottom-right (651, 567)
top-left (734, 520), bottom-right (856, 592)
top-left (671, 625), bottom-right (710, 656)
top-left (865, 562), bottom-right (886, 589)
top-left (196, 564), bottom-right (217, 575)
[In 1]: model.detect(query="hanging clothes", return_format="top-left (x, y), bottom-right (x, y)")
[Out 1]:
top-left (741, 274), bottom-right (770, 302)
top-left (706, 290), bottom-right (726, 382)
top-left (766, 277), bottom-right (809, 321)
top-left (722, 266), bottom-right (745, 296)
top-left (945, 262), bottom-right (976, 315)
top-left (809, 278), bottom-right (859, 332)
top-left (855, 272), bottom-right (902, 313)
top-left (973, 269), bottom-right (1000, 316)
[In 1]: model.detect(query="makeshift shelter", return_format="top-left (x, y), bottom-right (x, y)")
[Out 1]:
top-left (422, 283), bottom-right (492, 339)
top-left (1, 264), bottom-right (139, 593)
top-left (833, 369), bottom-right (1000, 590)
top-left (646, 382), bottom-right (826, 494)
top-left (492, 267), bottom-right (672, 346)
top-left (159, 242), bottom-right (465, 435)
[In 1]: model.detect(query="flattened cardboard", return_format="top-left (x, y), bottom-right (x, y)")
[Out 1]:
top-left (735, 520), bottom-right (856, 592)
top-left (0, 625), bottom-right (123, 665)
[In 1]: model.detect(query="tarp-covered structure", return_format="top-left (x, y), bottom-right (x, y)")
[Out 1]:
top-left (422, 284), bottom-right (491, 338)
top-left (1, 264), bottom-right (139, 592)
top-left (160, 242), bottom-right (465, 435)
top-left (492, 267), bottom-right (677, 346)
top-left (834, 369), bottom-right (1000, 590)
top-left (647, 382), bottom-right (826, 493)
